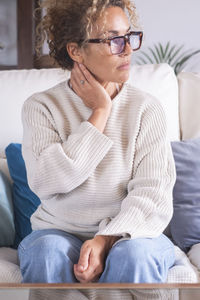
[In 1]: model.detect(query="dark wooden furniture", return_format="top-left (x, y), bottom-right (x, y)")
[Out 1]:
top-left (0, 0), bottom-right (55, 70)
top-left (17, 0), bottom-right (35, 69)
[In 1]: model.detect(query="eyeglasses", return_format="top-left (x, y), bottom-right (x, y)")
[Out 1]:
top-left (85, 31), bottom-right (143, 55)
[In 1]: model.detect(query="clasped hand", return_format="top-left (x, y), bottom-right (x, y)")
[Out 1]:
top-left (70, 62), bottom-right (112, 111)
top-left (74, 236), bottom-right (109, 283)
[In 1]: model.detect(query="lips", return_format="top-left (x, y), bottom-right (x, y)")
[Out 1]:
top-left (117, 61), bottom-right (131, 70)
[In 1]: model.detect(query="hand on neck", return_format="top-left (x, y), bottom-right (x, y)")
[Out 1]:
top-left (103, 82), bottom-right (121, 100)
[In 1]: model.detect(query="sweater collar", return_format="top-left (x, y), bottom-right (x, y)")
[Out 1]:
top-left (65, 79), bottom-right (127, 106)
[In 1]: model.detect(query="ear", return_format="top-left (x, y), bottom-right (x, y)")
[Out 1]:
top-left (66, 43), bottom-right (84, 64)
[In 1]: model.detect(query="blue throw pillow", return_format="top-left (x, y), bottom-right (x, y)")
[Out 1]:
top-left (5, 143), bottom-right (40, 249)
top-left (170, 137), bottom-right (200, 253)
top-left (0, 171), bottom-right (15, 246)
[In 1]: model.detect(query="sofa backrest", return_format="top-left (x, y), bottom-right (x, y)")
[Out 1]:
top-left (0, 63), bottom-right (180, 161)
top-left (0, 68), bottom-right (69, 158)
top-left (177, 72), bottom-right (200, 140)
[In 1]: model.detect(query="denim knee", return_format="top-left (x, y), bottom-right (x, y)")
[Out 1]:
top-left (18, 229), bottom-right (83, 283)
top-left (99, 235), bottom-right (175, 283)
top-left (108, 239), bottom-right (148, 270)
top-left (108, 235), bottom-right (174, 268)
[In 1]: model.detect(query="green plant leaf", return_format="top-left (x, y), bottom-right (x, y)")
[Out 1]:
top-left (166, 45), bottom-right (177, 62)
top-left (154, 44), bottom-right (162, 62)
top-left (148, 47), bottom-right (160, 64)
top-left (136, 41), bottom-right (200, 74)
top-left (168, 45), bottom-right (184, 64)
top-left (163, 42), bottom-right (170, 60)
top-left (171, 49), bottom-right (192, 68)
top-left (158, 43), bottom-right (165, 59)
top-left (174, 50), bottom-right (200, 74)
top-left (138, 50), bottom-right (154, 64)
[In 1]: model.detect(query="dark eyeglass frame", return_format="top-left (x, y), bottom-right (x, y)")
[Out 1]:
top-left (84, 31), bottom-right (143, 55)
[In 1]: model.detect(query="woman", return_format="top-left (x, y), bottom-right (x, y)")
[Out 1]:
top-left (18, 0), bottom-right (176, 284)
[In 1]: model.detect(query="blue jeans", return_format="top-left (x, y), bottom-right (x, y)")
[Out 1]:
top-left (18, 229), bottom-right (175, 283)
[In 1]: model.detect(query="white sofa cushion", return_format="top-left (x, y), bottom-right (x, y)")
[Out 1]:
top-left (0, 247), bottom-right (22, 282)
top-left (178, 72), bottom-right (200, 140)
top-left (167, 246), bottom-right (199, 283)
top-left (0, 68), bottom-right (69, 158)
top-left (129, 63), bottom-right (180, 142)
top-left (188, 243), bottom-right (200, 272)
top-left (0, 64), bottom-right (179, 157)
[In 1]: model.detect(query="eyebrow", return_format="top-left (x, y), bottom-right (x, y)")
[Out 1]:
top-left (99, 26), bottom-right (131, 37)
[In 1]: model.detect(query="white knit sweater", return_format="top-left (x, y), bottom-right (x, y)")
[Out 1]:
top-left (21, 80), bottom-right (176, 244)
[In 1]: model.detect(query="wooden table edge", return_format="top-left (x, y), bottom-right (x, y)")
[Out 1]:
top-left (0, 283), bottom-right (200, 289)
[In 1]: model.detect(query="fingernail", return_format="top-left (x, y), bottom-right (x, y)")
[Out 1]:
top-left (78, 265), bottom-right (84, 271)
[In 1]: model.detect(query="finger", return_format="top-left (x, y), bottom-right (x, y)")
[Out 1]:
top-left (78, 64), bottom-right (96, 86)
top-left (74, 263), bottom-right (102, 283)
top-left (74, 262), bottom-right (94, 276)
top-left (75, 251), bottom-right (100, 283)
top-left (75, 266), bottom-right (100, 283)
top-left (70, 75), bottom-right (88, 101)
top-left (71, 66), bottom-right (83, 87)
top-left (74, 264), bottom-right (92, 283)
top-left (74, 264), bottom-right (84, 279)
top-left (77, 245), bottom-right (91, 272)
top-left (74, 263), bottom-right (84, 274)
top-left (71, 64), bottom-right (88, 89)
top-left (75, 62), bottom-right (89, 84)
top-left (86, 250), bottom-right (104, 281)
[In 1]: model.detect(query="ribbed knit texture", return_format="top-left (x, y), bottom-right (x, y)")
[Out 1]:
top-left (21, 80), bottom-right (176, 243)
top-left (28, 288), bottom-right (179, 300)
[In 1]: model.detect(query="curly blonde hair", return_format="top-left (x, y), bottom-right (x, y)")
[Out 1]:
top-left (35, 0), bottom-right (139, 70)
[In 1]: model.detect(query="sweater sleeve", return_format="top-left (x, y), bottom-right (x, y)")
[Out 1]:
top-left (95, 99), bottom-right (176, 241)
top-left (21, 98), bottom-right (113, 198)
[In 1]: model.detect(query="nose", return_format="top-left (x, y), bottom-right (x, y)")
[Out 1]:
top-left (121, 39), bottom-right (132, 56)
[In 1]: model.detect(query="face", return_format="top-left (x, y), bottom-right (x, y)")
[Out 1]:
top-left (79, 6), bottom-right (132, 85)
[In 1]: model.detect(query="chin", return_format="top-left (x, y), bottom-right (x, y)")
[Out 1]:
top-left (117, 71), bottom-right (130, 83)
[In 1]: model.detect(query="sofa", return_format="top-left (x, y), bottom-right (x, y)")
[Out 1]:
top-left (0, 63), bottom-right (200, 300)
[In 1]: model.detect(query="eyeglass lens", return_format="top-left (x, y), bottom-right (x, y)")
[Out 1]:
top-left (110, 33), bottom-right (141, 54)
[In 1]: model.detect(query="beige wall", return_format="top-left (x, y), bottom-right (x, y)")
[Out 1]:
top-left (0, 0), bottom-right (17, 66)
top-left (132, 0), bottom-right (200, 72)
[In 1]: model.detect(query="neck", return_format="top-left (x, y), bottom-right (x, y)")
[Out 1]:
top-left (91, 72), bottom-right (122, 99)
top-left (100, 81), bottom-right (121, 100)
